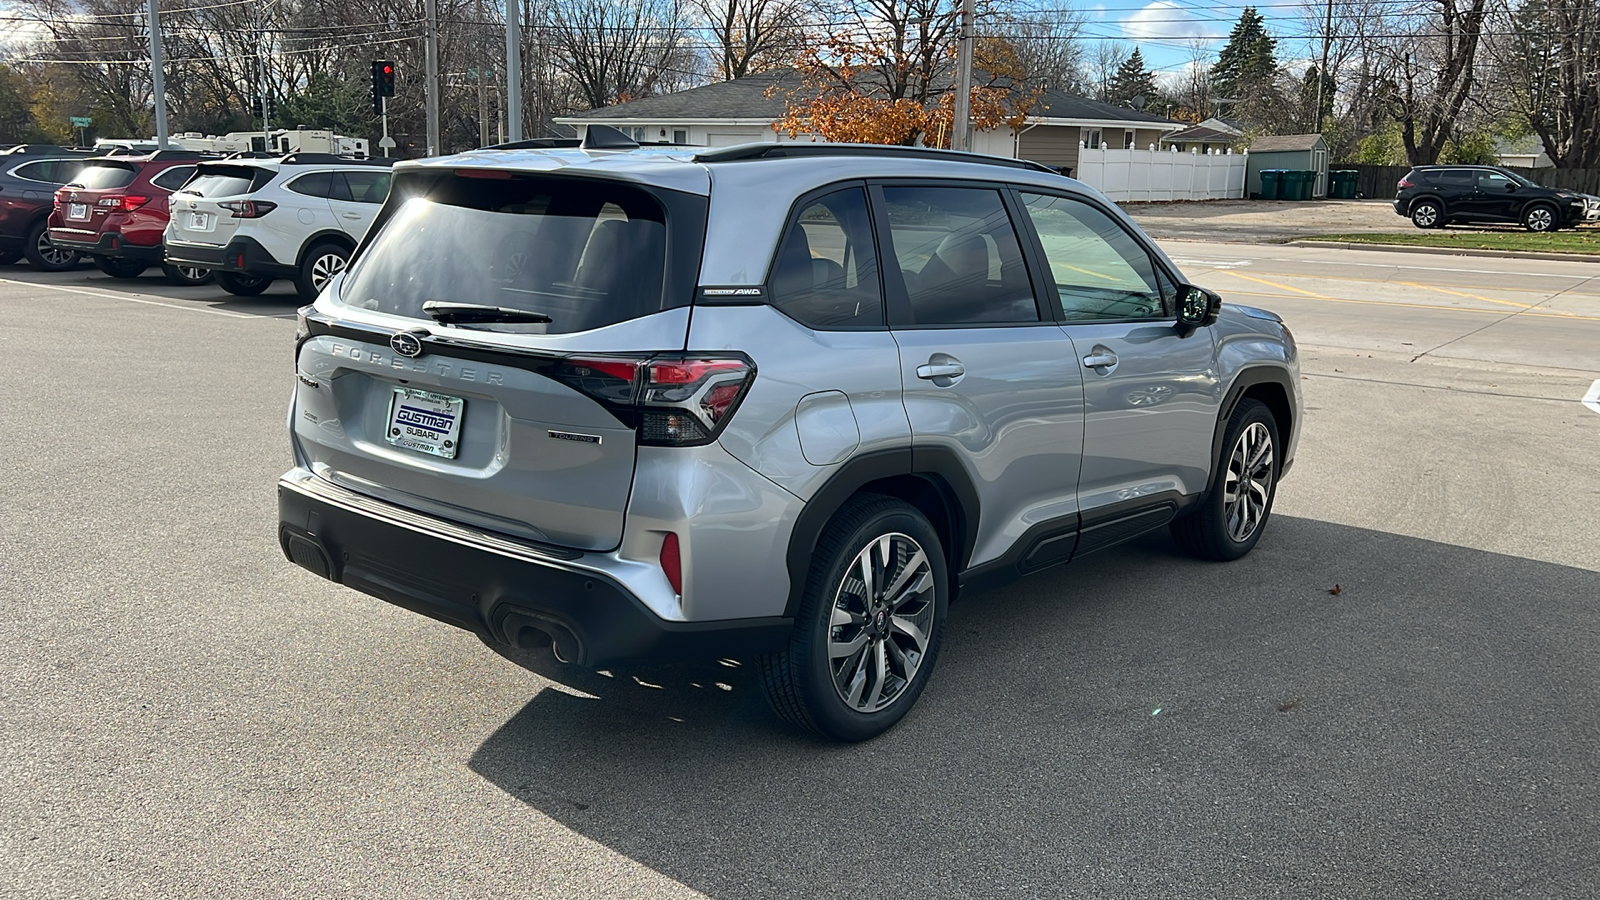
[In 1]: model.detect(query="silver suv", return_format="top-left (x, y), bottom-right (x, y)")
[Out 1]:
top-left (279, 135), bottom-right (1301, 742)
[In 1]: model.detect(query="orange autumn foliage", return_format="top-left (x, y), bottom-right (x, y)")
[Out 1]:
top-left (769, 4), bottom-right (1040, 148)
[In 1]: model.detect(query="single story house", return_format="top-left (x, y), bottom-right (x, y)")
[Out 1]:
top-left (1160, 117), bottom-right (1244, 154)
top-left (1494, 135), bottom-right (1553, 169)
top-left (554, 70), bottom-right (1182, 175)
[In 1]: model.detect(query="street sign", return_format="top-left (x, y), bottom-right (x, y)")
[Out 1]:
top-left (69, 116), bottom-right (92, 127)
top-left (378, 136), bottom-right (397, 149)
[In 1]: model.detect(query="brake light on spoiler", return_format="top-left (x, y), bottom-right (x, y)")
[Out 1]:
top-left (547, 354), bottom-right (755, 447)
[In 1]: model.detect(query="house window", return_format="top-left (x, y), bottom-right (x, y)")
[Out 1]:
top-left (1086, 129), bottom-right (1102, 149)
top-left (674, 129), bottom-right (687, 144)
top-left (1124, 129), bottom-right (1136, 149)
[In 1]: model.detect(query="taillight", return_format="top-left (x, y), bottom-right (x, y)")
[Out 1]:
top-left (219, 200), bottom-right (277, 218)
top-left (98, 195), bottom-right (150, 210)
top-left (544, 353), bottom-right (755, 446)
top-left (1397, 178), bottom-right (1414, 188)
top-left (659, 532), bottom-right (682, 594)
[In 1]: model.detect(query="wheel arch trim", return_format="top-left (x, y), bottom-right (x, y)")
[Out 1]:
top-left (782, 447), bottom-right (980, 617)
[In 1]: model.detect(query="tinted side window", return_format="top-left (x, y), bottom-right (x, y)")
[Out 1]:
top-left (1478, 172), bottom-right (1514, 191)
top-left (1019, 192), bottom-right (1166, 321)
top-left (1435, 170), bottom-right (1475, 188)
top-left (287, 172), bottom-right (334, 198)
top-left (767, 188), bottom-right (883, 328)
top-left (881, 186), bottom-right (1037, 325)
top-left (341, 171), bottom-right (391, 204)
top-left (13, 160), bottom-right (61, 183)
top-left (150, 166), bottom-right (195, 191)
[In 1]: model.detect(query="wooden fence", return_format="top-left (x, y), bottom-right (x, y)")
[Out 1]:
top-left (1341, 164), bottom-right (1600, 199)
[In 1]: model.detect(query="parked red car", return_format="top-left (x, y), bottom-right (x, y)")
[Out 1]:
top-left (47, 150), bottom-right (217, 284)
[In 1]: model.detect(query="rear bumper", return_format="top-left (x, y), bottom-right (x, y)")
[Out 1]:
top-left (166, 236), bottom-right (297, 278)
top-left (277, 468), bottom-right (792, 666)
top-left (47, 230), bottom-right (164, 261)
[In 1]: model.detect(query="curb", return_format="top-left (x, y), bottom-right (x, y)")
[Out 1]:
top-left (1289, 240), bottom-right (1600, 263)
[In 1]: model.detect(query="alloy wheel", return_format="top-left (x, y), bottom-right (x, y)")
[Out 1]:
top-left (36, 231), bottom-right (74, 267)
top-left (177, 265), bottom-right (209, 281)
top-left (826, 532), bottom-right (937, 714)
top-left (1223, 421), bottom-right (1274, 543)
top-left (1526, 207), bottom-right (1554, 231)
top-left (310, 252), bottom-right (346, 291)
top-left (1412, 204), bottom-right (1439, 227)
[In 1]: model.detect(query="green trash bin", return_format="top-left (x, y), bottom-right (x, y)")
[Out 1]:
top-left (1331, 169), bottom-right (1359, 199)
top-left (1287, 170), bottom-right (1314, 200)
top-left (1259, 169), bottom-right (1283, 201)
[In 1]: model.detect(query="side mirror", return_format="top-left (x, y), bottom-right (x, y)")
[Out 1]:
top-left (1176, 285), bottom-right (1222, 335)
top-left (1505, 182), bottom-right (1518, 192)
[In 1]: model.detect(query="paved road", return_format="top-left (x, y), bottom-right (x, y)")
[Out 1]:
top-left (3, 248), bottom-right (1598, 899)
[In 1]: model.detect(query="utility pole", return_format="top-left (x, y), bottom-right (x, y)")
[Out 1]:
top-left (146, 0), bottom-right (169, 149)
top-left (505, 0), bottom-right (524, 141)
top-left (424, 0), bottom-right (441, 156)
top-left (257, 2), bottom-right (270, 152)
top-left (476, 0), bottom-right (490, 147)
top-left (950, 0), bottom-right (975, 152)
top-left (1316, 0), bottom-right (1333, 132)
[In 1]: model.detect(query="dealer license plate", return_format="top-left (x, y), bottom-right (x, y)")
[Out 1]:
top-left (68, 203), bottom-right (88, 219)
top-left (188, 211), bottom-right (211, 230)
top-left (386, 388), bottom-right (464, 459)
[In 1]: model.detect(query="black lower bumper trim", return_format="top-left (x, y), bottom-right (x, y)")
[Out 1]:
top-left (167, 237), bottom-right (297, 278)
top-left (49, 231), bottom-right (164, 261)
top-left (277, 478), bottom-right (793, 666)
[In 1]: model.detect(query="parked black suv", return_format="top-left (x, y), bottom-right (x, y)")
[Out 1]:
top-left (1393, 165), bottom-right (1599, 232)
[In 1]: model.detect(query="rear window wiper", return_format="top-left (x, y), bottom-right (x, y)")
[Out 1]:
top-left (421, 300), bottom-right (553, 324)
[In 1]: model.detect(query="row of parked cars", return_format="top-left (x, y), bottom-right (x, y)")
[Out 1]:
top-left (0, 143), bottom-right (392, 299)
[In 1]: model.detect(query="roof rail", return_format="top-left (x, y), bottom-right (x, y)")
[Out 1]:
top-left (3, 143), bottom-right (96, 157)
top-left (278, 152), bottom-right (395, 166)
top-left (483, 138), bottom-right (582, 150)
top-left (692, 143), bottom-right (1057, 174)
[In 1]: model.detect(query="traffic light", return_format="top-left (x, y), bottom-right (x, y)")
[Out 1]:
top-left (371, 60), bottom-right (395, 115)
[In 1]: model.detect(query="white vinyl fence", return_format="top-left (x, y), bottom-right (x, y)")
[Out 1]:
top-left (1074, 146), bottom-right (1247, 202)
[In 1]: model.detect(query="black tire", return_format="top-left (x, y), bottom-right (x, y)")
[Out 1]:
top-left (23, 220), bottom-right (79, 271)
top-left (1409, 199), bottom-right (1442, 229)
top-left (216, 271), bottom-right (273, 296)
top-left (0, 249), bottom-right (22, 266)
top-left (1522, 203), bottom-right (1559, 233)
top-left (92, 256), bottom-right (148, 279)
top-left (296, 241), bottom-right (349, 301)
top-left (1171, 398), bottom-right (1281, 562)
top-left (161, 263), bottom-right (213, 285)
top-left (760, 494), bottom-right (948, 742)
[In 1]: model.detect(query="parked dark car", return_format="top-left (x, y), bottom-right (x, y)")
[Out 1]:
top-left (0, 144), bottom-right (96, 270)
top-left (1393, 165), bottom-right (1600, 232)
top-left (46, 150), bottom-right (217, 284)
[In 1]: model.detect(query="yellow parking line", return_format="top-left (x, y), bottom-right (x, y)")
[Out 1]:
top-left (1218, 270), bottom-right (1330, 298)
top-left (1395, 281), bottom-right (1537, 310)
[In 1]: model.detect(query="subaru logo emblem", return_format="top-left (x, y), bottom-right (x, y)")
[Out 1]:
top-left (390, 331), bottom-right (424, 358)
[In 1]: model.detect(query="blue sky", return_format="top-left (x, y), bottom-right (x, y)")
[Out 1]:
top-left (1084, 0), bottom-right (1322, 76)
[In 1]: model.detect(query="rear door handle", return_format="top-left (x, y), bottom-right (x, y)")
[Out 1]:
top-left (916, 363), bottom-right (965, 380)
top-left (1082, 352), bottom-right (1118, 368)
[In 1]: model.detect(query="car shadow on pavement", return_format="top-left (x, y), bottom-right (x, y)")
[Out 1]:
top-left (467, 515), bottom-right (1600, 899)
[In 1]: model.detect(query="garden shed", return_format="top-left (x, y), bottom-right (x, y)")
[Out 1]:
top-left (1245, 134), bottom-right (1330, 198)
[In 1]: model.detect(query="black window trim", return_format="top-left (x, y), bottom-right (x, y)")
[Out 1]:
top-left (1008, 184), bottom-right (1182, 326)
top-left (150, 165), bottom-right (195, 192)
top-left (286, 170), bottom-right (336, 199)
top-left (752, 178), bottom-right (890, 331)
top-left (868, 177), bottom-right (1052, 331)
top-left (338, 168), bottom-right (391, 205)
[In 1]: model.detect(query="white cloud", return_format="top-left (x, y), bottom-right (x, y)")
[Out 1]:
top-left (1123, 1), bottom-right (1223, 42)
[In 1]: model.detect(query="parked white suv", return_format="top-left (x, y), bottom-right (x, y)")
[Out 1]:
top-left (164, 153), bottom-right (395, 299)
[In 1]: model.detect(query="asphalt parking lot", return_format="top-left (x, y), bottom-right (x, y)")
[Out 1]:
top-left (3, 244), bottom-right (1599, 899)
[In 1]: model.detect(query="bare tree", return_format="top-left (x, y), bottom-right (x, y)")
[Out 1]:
top-left (692, 0), bottom-right (807, 81)
top-left (1085, 40), bottom-right (1131, 103)
top-left (991, 1), bottom-right (1087, 93)
top-left (543, 0), bottom-right (696, 109)
top-left (1385, 0), bottom-right (1489, 164)
top-left (1487, 0), bottom-right (1600, 167)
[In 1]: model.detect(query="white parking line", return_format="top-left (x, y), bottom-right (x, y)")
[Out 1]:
top-left (0, 276), bottom-right (286, 319)
top-left (1170, 258), bottom-right (1255, 269)
top-left (1584, 379), bottom-right (1600, 415)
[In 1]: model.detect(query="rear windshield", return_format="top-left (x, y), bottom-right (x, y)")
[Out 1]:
top-left (179, 165), bottom-right (271, 198)
top-left (338, 174), bottom-right (678, 334)
top-left (72, 163), bottom-right (137, 190)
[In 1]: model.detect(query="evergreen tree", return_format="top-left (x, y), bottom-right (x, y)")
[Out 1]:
top-left (1210, 7), bottom-right (1277, 104)
top-left (1108, 47), bottom-right (1158, 108)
